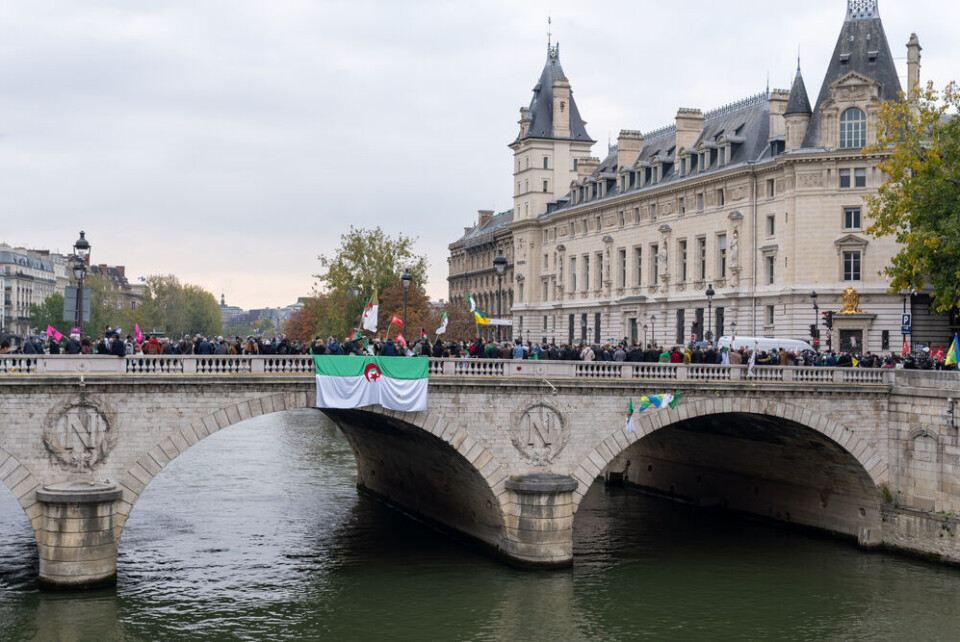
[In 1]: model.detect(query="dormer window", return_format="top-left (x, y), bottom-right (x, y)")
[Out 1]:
top-left (840, 107), bottom-right (866, 149)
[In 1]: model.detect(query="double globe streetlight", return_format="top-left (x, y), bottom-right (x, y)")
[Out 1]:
top-left (493, 250), bottom-right (507, 341)
top-left (72, 231), bottom-right (91, 334)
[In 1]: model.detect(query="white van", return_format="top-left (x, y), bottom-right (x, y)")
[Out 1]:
top-left (717, 336), bottom-right (815, 353)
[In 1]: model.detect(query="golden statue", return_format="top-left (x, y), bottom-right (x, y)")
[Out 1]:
top-left (840, 287), bottom-right (862, 314)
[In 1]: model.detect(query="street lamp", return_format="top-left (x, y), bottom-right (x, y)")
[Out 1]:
top-left (731, 321), bottom-right (737, 341)
top-left (811, 291), bottom-right (819, 349)
top-left (401, 269), bottom-right (412, 340)
top-left (643, 323), bottom-right (648, 346)
top-left (493, 250), bottom-right (507, 342)
top-left (650, 314), bottom-right (656, 347)
top-left (705, 283), bottom-right (715, 342)
top-left (902, 290), bottom-right (910, 353)
top-left (73, 231), bottom-right (90, 335)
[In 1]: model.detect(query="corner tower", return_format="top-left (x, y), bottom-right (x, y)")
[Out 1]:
top-left (802, 0), bottom-right (902, 149)
top-left (509, 41), bottom-right (595, 222)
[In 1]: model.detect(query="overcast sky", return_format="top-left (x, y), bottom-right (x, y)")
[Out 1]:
top-left (2, 1), bottom-right (957, 309)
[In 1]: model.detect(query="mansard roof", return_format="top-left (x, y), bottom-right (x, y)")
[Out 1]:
top-left (784, 66), bottom-right (812, 115)
top-left (803, 0), bottom-right (902, 146)
top-left (513, 44), bottom-right (593, 144)
top-left (454, 209), bottom-right (514, 249)
top-left (543, 92), bottom-right (772, 218)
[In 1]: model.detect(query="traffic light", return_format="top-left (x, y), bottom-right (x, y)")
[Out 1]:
top-left (810, 324), bottom-right (820, 339)
top-left (822, 310), bottom-right (833, 329)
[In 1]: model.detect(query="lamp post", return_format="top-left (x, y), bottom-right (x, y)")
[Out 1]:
top-left (73, 231), bottom-right (91, 335)
top-left (902, 290), bottom-right (909, 353)
top-left (705, 283), bottom-right (715, 343)
top-left (731, 321), bottom-right (737, 341)
top-left (643, 323), bottom-right (648, 346)
top-left (811, 291), bottom-right (819, 349)
top-left (650, 314), bottom-right (656, 348)
top-left (401, 269), bottom-right (412, 340)
top-left (493, 250), bottom-right (507, 342)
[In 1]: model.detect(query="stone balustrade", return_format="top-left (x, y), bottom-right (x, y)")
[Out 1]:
top-left (0, 355), bottom-right (893, 385)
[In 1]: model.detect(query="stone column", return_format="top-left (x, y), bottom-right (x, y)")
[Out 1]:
top-left (501, 473), bottom-right (578, 568)
top-left (36, 481), bottom-right (123, 589)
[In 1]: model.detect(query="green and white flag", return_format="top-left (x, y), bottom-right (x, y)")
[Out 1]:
top-left (314, 356), bottom-right (428, 412)
top-left (466, 294), bottom-right (477, 312)
top-left (436, 311), bottom-right (448, 335)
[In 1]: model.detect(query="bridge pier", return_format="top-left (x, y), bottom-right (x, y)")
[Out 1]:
top-left (502, 474), bottom-right (578, 568)
top-left (35, 482), bottom-right (122, 589)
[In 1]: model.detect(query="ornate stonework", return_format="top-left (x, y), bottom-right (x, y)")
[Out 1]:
top-left (42, 396), bottom-right (118, 472)
top-left (511, 400), bottom-right (569, 466)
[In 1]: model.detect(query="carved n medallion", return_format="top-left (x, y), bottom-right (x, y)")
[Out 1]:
top-left (511, 400), bottom-right (569, 466)
top-left (43, 396), bottom-right (118, 472)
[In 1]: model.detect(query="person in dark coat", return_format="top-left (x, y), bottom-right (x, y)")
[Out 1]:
top-left (110, 336), bottom-right (127, 357)
top-left (380, 339), bottom-right (399, 357)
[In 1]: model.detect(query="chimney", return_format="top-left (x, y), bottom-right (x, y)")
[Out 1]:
top-left (552, 77), bottom-right (571, 139)
top-left (99, 264), bottom-right (107, 274)
top-left (116, 266), bottom-right (125, 278)
top-left (768, 89), bottom-right (790, 140)
top-left (675, 108), bottom-right (704, 154)
top-left (478, 210), bottom-right (494, 227)
top-left (907, 33), bottom-right (922, 95)
top-left (576, 157), bottom-right (600, 181)
top-left (617, 130), bottom-right (644, 170)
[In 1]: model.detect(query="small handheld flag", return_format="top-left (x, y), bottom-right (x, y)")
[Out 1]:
top-left (466, 294), bottom-right (477, 312)
top-left (135, 323), bottom-right (143, 344)
top-left (474, 310), bottom-right (490, 326)
top-left (902, 337), bottom-right (910, 356)
top-left (396, 333), bottom-right (408, 348)
top-left (946, 334), bottom-right (959, 366)
top-left (362, 291), bottom-right (380, 333)
top-left (625, 398), bottom-right (635, 433)
top-left (436, 311), bottom-right (448, 335)
top-left (419, 328), bottom-right (427, 341)
top-left (389, 314), bottom-right (404, 328)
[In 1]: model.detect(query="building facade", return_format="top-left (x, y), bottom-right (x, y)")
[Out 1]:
top-left (449, 0), bottom-right (954, 352)
top-left (0, 245), bottom-right (57, 336)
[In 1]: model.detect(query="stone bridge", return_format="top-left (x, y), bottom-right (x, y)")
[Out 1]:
top-left (1, 355), bottom-right (959, 588)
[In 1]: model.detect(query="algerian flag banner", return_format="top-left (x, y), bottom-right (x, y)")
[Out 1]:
top-left (315, 356), bottom-right (428, 412)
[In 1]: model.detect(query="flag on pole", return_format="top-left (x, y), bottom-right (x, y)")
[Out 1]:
top-left (902, 336), bottom-right (910, 356)
top-left (474, 310), bottom-right (490, 325)
top-left (396, 332), bottom-right (407, 348)
top-left (934, 346), bottom-right (944, 362)
top-left (747, 348), bottom-right (757, 377)
top-left (419, 328), bottom-right (427, 341)
top-left (625, 398), bottom-right (635, 433)
top-left (946, 335), bottom-right (959, 366)
top-left (346, 330), bottom-right (360, 342)
top-left (314, 356), bottom-right (428, 412)
top-left (436, 311), bottom-right (448, 335)
top-left (389, 314), bottom-right (404, 328)
top-left (135, 323), bottom-right (143, 344)
top-left (361, 291), bottom-right (379, 333)
top-left (466, 294), bottom-right (477, 312)
top-left (45, 325), bottom-right (63, 342)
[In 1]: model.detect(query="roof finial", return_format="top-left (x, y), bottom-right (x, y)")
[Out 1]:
top-left (547, 16), bottom-right (552, 48)
top-left (766, 71), bottom-right (770, 96)
top-left (846, 0), bottom-right (878, 21)
top-left (797, 45), bottom-right (801, 72)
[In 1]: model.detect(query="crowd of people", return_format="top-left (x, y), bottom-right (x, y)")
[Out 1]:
top-left (1, 328), bottom-right (955, 371)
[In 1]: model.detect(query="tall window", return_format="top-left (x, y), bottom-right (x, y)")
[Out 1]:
top-left (717, 234), bottom-right (727, 278)
top-left (844, 207), bottom-right (861, 229)
top-left (679, 196), bottom-right (686, 214)
top-left (583, 255), bottom-right (590, 290)
top-left (543, 156), bottom-right (549, 169)
top-left (767, 215), bottom-right (775, 236)
top-left (766, 255), bottom-right (775, 284)
top-left (570, 257), bottom-right (577, 291)
top-left (595, 252), bottom-right (603, 289)
top-left (678, 240), bottom-right (688, 281)
top-left (697, 192), bottom-right (704, 210)
top-left (651, 244), bottom-right (659, 282)
top-left (542, 180), bottom-right (548, 192)
top-left (635, 248), bottom-right (643, 285)
top-left (843, 251), bottom-right (862, 281)
top-left (717, 188), bottom-right (725, 207)
top-left (840, 107), bottom-right (866, 149)
top-left (766, 305), bottom-right (775, 326)
top-left (619, 249), bottom-right (627, 287)
top-left (698, 237), bottom-right (707, 280)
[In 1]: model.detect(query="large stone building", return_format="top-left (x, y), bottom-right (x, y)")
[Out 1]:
top-left (0, 245), bottom-right (57, 336)
top-left (448, 0), bottom-right (955, 351)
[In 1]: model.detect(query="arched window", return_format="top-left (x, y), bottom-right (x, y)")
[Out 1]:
top-left (840, 107), bottom-right (866, 148)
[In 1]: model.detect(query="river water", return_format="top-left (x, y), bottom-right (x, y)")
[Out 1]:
top-left (3, 410), bottom-right (960, 641)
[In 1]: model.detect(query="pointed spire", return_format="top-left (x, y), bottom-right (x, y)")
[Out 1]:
top-left (785, 62), bottom-right (812, 115)
top-left (547, 16), bottom-right (552, 48)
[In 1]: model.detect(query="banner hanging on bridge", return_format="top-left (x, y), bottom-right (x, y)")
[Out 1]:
top-left (314, 356), bottom-right (428, 412)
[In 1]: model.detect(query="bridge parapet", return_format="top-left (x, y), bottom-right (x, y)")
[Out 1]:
top-left (0, 355), bottom-right (893, 386)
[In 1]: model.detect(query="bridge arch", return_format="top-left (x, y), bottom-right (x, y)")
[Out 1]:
top-left (0, 447), bottom-right (44, 538)
top-left (114, 392), bottom-right (509, 557)
top-left (572, 396), bottom-right (886, 544)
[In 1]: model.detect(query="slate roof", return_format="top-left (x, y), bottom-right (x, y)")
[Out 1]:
top-left (802, 1), bottom-right (902, 147)
top-left (454, 209), bottom-right (515, 248)
top-left (785, 66), bottom-right (812, 115)
top-left (544, 92), bottom-right (772, 217)
top-left (513, 44), bottom-right (593, 144)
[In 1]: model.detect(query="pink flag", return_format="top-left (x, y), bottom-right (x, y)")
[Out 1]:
top-left (46, 325), bottom-right (56, 337)
top-left (135, 323), bottom-right (143, 343)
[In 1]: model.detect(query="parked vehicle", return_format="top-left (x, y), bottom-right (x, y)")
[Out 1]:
top-left (717, 336), bottom-right (815, 353)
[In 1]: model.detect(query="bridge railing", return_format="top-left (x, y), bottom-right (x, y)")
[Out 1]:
top-left (0, 355), bottom-right (893, 384)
